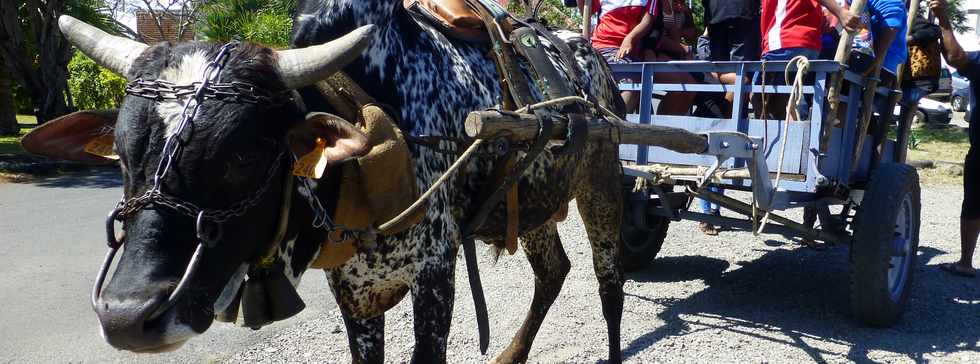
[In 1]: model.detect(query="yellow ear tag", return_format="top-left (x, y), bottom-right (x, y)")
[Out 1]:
top-left (83, 134), bottom-right (119, 160)
top-left (292, 138), bottom-right (328, 178)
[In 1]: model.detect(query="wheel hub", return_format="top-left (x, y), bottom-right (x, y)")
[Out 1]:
top-left (887, 195), bottom-right (914, 300)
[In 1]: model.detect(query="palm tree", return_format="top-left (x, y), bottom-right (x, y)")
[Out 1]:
top-left (197, 0), bottom-right (295, 48)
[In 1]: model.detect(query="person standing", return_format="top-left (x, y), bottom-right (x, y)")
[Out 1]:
top-left (932, 0), bottom-right (979, 277)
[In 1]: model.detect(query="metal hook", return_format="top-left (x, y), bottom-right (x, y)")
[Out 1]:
top-left (196, 211), bottom-right (222, 248)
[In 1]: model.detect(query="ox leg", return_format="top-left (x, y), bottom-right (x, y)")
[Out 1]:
top-left (576, 150), bottom-right (625, 363)
top-left (492, 222), bottom-right (570, 364)
top-left (410, 256), bottom-right (457, 363)
top-left (341, 313), bottom-right (385, 364)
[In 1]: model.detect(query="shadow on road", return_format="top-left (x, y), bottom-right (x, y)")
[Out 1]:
top-left (623, 243), bottom-right (979, 362)
top-left (25, 168), bottom-right (122, 189)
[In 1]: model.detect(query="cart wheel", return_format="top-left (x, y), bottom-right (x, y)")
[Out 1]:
top-left (620, 180), bottom-right (671, 271)
top-left (849, 163), bottom-right (920, 327)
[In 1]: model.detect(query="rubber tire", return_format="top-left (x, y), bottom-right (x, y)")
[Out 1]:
top-left (952, 95), bottom-right (965, 112)
top-left (849, 163), bottom-right (920, 327)
top-left (620, 194), bottom-right (670, 272)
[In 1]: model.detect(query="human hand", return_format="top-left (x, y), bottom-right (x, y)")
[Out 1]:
top-left (615, 46), bottom-right (631, 60)
top-left (838, 10), bottom-right (862, 33)
top-left (930, 0), bottom-right (948, 15)
top-left (617, 37), bottom-right (635, 60)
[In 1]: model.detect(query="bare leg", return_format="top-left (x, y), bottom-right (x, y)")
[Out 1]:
top-left (341, 313), bottom-right (385, 364)
top-left (621, 90), bottom-right (639, 114)
top-left (492, 223), bottom-right (571, 364)
top-left (958, 217), bottom-right (980, 272)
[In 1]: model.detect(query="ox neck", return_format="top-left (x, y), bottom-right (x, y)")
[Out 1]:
top-left (294, 0), bottom-right (416, 111)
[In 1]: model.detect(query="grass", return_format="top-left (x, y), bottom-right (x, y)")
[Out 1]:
top-left (898, 125), bottom-right (971, 184)
top-left (905, 126), bottom-right (970, 163)
top-left (0, 115), bottom-right (37, 154)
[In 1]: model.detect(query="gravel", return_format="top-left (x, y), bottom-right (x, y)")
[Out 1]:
top-left (230, 185), bottom-right (980, 363)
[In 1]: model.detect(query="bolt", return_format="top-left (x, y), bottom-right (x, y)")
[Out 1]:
top-left (747, 142), bottom-right (759, 150)
top-left (721, 141), bottom-right (730, 149)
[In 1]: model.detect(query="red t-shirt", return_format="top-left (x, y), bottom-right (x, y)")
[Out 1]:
top-left (590, 0), bottom-right (658, 50)
top-left (760, 0), bottom-right (823, 54)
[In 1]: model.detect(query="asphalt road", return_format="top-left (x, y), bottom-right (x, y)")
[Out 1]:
top-left (2, 169), bottom-right (979, 363)
top-left (0, 169), bottom-right (336, 363)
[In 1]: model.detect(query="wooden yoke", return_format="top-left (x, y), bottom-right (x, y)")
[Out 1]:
top-left (821, 0), bottom-right (869, 153)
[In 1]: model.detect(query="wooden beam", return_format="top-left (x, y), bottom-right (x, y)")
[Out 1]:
top-left (822, 0), bottom-right (870, 153)
top-left (465, 110), bottom-right (709, 154)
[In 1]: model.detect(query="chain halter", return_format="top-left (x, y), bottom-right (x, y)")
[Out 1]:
top-left (94, 42), bottom-right (292, 320)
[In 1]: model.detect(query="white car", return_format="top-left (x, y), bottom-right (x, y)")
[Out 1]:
top-left (892, 97), bottom-right (952, 125)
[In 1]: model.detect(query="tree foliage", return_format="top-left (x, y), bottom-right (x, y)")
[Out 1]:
top-left (0, 0), bottom-right (119, 124)
top-left (196, 0), bottom-right (295, 48)
top-left (68, 52), bottom-right (127, 110)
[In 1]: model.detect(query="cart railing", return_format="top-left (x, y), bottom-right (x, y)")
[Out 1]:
top-left (610, 60), bottom-right (904, 204)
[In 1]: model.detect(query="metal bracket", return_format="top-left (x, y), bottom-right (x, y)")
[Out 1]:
top-left (703, 132), bottom-right (774, 211)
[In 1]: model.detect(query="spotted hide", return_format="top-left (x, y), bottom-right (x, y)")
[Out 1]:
top-left (285, 1), bottom-right (628, 362)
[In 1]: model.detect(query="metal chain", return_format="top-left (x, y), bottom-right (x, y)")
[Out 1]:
top-left (115, 42), bottom-right (289, 228)
top-left (117, 148), bottom-right (286, 223)
top-left (126, 79), bottom-right (291, 105)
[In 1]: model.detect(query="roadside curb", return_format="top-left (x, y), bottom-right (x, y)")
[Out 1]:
top-left (0, 153), bottom-right (115, 175)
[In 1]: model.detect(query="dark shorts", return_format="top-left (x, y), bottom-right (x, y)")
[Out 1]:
top-left (597, 47), bottom-right (636, 64)
top-left (708, 19), bottom-right (761, 62)
top-left (964, 126), bottom-right (980, 219)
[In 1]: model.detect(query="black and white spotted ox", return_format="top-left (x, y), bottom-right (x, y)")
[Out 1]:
top-left (56, 0), bottom-right (628, 362)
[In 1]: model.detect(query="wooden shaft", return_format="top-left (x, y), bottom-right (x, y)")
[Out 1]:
top-left (581, 2), bottom-right (592, 39)
top-left (822, 0), bottom-right (870, 152)
top-left (850, 76), bottom-right (882, 176)
top-left (465, 110), bottom-right (708, 154)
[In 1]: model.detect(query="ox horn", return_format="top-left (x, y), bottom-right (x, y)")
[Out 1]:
top-left (277, 24), bottom-right (377, 89)
top-left (58, 15), bottom-right (148, 77)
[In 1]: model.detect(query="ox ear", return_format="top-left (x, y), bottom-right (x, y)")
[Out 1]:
top-left (289, 112), bottom-right (369, 179)
top-left (20, 110), bottom-right (119, 165)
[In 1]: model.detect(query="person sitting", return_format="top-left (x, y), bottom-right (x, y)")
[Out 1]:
top-left (585, 0), bottom-right (659, 113)
top-left (704, 0), bottom-right (761, 118)
top-left (903, 13), bottom-right (942, 105)
top-left (756, 0), bottom-right (862, 121)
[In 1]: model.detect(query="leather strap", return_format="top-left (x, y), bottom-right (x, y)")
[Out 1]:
top-left (504, 156), bottom-right (519, 254)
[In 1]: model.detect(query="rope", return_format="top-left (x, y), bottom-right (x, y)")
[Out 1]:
top-left (756, 55), bottom-right (810, 235)
top-left (376, 139), bottom-right (486, 234)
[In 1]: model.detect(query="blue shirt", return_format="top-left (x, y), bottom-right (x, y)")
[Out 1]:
top-left (867, 0), bottom-right (908, 74)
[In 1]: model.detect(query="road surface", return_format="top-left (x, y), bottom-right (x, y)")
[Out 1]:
top-left (0, 169), bottom-right (336, 363)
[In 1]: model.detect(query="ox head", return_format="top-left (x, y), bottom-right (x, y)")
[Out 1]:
top-left (46, 16), bottom-right (375, 353)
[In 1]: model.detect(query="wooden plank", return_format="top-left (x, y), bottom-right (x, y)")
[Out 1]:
top-left (618, 115), bottom-right (810, 173)
top-left (464, 110), bottom-right (709, 154)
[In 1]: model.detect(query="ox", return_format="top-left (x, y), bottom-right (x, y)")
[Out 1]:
top-left (51, 0), bottom-right (629, 362)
